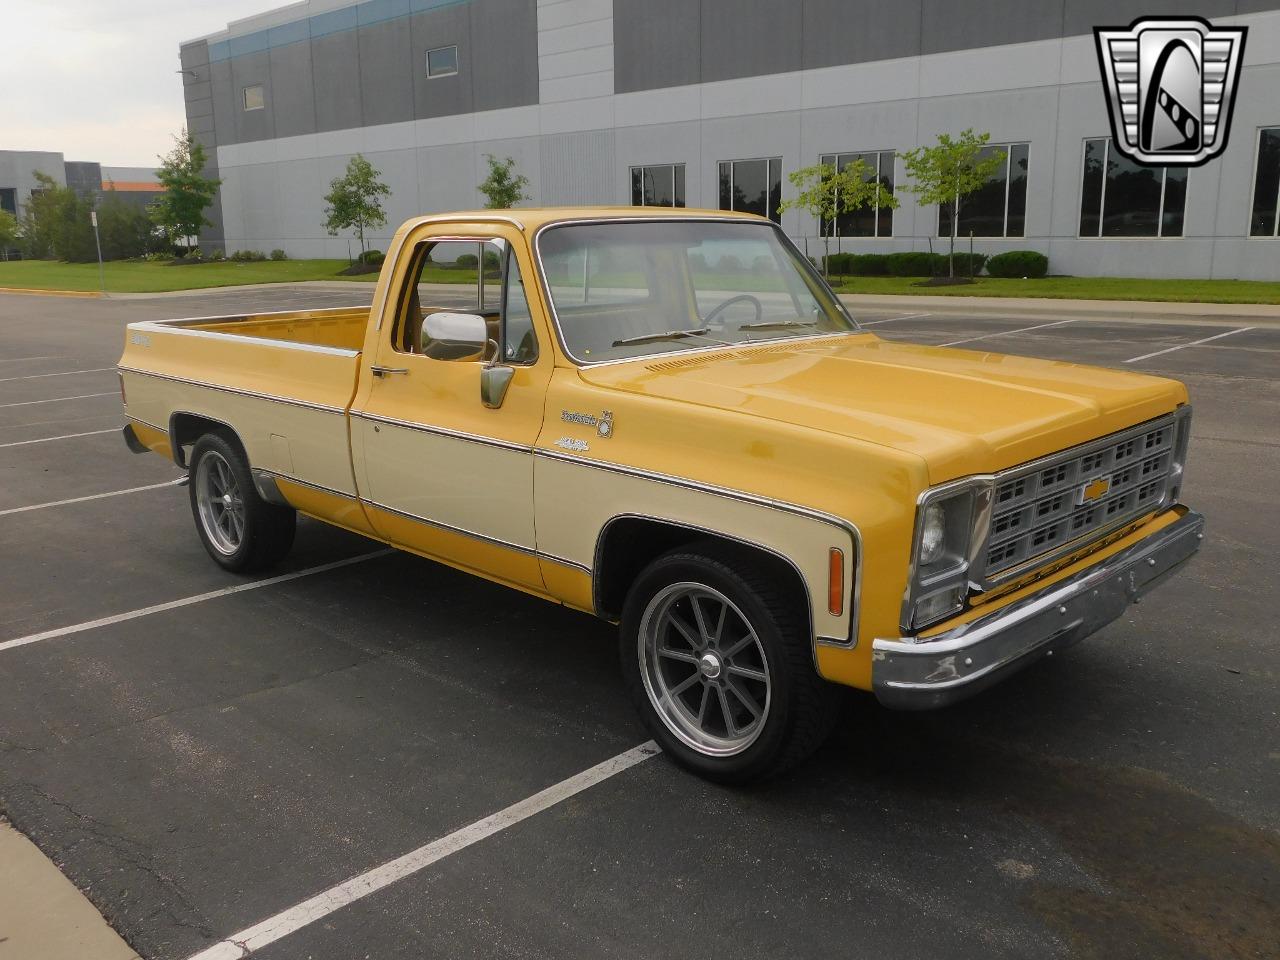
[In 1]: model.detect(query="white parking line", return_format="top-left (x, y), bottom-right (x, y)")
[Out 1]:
top-left (0, 392), bottom-right (115, 409)
top-left (0, 428), bottom-right (118, 449)
top-left (185, 740), bottom-right (661, 960)
top-left (0, 367), bottom-right (113, 383)
top-left (0, 479), bottom-right (184, 517)
top-left (1123, 326), bottom-right (1256, 364)
top-left (0, 548), bottom-right (395, 654)
top-left (937, 318), bottom-right (1080, 347)
top-left (858, 312), bottom-right (933, 326)
top-left (0, 355), bottom-right (63, 364)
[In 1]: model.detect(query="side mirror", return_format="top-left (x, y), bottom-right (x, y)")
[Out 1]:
top-left (420, 312), bottom-right (488, 361)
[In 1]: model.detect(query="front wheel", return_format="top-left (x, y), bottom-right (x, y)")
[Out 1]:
top-left (189, 432), bottom-right (296, 572)
top-left (619, 547), bottom-right (841, 783)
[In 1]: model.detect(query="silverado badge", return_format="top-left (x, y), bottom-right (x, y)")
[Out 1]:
top-left (561, 409), bottom-right (614, 439)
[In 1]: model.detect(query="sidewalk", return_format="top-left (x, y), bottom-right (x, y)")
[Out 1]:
top-left (839, 292), bottom-right (1280, 324)
top-left (0, 819), bottom-right (139, 960)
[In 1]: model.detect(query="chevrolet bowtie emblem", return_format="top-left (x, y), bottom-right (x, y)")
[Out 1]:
top-left (1079, 477), bottom-right (1112, 504)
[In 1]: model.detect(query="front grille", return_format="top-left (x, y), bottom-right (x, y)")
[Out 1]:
top-left (982, 415), bottom-right (1178, 580)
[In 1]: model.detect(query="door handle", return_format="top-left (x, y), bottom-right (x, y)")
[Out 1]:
top-left (370, 365), bottom-right (409, 378)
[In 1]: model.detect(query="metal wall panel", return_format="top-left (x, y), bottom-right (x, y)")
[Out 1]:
top-left (920, 0), bottom-right (1063, 55)
top-left (614, 0), bottom-right (701, 93)
top-left (230, 51), bottom-right (275, 143)
top-left (471, 0), bottom-right (540, 111)
top-left (801, 0), bottom-right (922, 69)
top-left (269, 41), bottom-right (319, 138)
top-left (311, 30), bottom-right (364, 132)
top-left (700, 0), bottom-right (802, 83)
top-left (411, 5), bottom-right (473, 120)
top-left (358, 19), bottom-right (415, 127)
top-left (1063, 1), bottom-right (1236, 35)
top-left (540, 130), bottom-right (615, 204)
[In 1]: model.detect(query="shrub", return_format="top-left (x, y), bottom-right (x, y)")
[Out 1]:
top-left (230, 249), bottom-right (267, 262)
top-left (717, 254), bottom-right (743, 273)
top-left (270, 248), bottom-right (288, 261)
top-left (847, 253), bottom-right (889, 276)
top-left (947, 252), bottom-right (988, 276)
top-left (453, 252), bottom-right (477, 269)
top-left (144, 251), bottom-right (171, 263)
top-left (210, 248), bottom-right (226, 261)
top-left (823, 252), bottom-right (852, 275)
top-left (886, 251), bottom-right (943, 277)
top-left (986, 250), bottom-right (1049, 279)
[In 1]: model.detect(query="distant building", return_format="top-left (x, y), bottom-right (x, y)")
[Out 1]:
top-left (180, 0), bottom-right (1280, 279)
top-left (0, 151), bottom-right (163, 219)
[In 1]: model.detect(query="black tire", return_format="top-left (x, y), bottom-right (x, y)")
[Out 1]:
top-left (619, 545), bottom-right (841, 783)
top-left (188, 431), bottom-right (296, 572)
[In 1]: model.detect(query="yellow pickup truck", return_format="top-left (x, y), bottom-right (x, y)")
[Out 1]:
top-left (119, 208), bottom-right (1203, 781)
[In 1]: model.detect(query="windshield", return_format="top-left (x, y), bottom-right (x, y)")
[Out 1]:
top-left (536, 220), bottom-right (860, 363)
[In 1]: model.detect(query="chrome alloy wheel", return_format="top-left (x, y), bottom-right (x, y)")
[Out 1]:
top-left (195, 450), bottom-right (245, 556)
top-left (638, 582), bottom-right (772, 757)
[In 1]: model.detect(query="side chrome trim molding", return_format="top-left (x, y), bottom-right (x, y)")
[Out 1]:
top-left (255, 469), bottom-right (356, 502)
top-left (127, 320), bottom-right (363, 358)
top-left (535, 447), bottom-right (863, 649)
top-left (362, 497), bottom-right (537, 557)
top-left (352, 411), bottom-right (533, 453)
top-left (120, 366), bottom-right (347, 415)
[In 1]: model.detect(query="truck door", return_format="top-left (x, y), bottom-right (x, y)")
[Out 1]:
top-left (352, 230), bottom-right (550, 589)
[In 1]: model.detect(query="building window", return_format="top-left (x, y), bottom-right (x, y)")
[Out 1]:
top-left (1079, 137), bottom-right (1186, 238)
top-left (426, 45), bottom-right (459, 78)
top-left (818, 151), bottom-right (894, 238)
top-left (630, 164), bottom-right (685, 208)
top-left (937, 143), bottom-right (1029, 239)
top-left (1249, 127), bottom-right (1280, 238)
top-left (718, 158), bottom-right (782, 224)
top-left (242, 84), bottom-right (265, 111)
top-left (0, 188), bottom-right (15, 216)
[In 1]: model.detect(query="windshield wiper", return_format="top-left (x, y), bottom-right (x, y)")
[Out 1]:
top-left (612, 327), bottom-right (727, 347)
top-left (737, 319), bottom-right (819, 332)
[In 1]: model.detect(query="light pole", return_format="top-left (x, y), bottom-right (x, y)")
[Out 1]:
top-left (90, 208), bottom-right (105, 295)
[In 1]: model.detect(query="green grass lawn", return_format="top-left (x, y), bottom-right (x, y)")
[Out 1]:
top-left (0, 259), bottom-right (375, 293)
top-left (829, 275), bottom-right (1280, 304)
top-left (2, 258), bottom-right (1278, 304)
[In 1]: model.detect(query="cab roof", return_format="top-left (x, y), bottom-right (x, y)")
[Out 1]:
top-left (401, 206), bottom-right (771, 232)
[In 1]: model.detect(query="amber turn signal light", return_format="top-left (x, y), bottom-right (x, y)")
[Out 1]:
top-left (828, 547), bottom-right (844, 616)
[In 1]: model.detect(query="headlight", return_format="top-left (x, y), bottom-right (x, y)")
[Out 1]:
top-left (903, 481), bottom-right (990, 631)
top-left (919, 503), bottom-right (947, 565)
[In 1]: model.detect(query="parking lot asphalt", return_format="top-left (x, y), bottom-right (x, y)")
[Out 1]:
top-left (1, 290), bottom-right (1277, 960)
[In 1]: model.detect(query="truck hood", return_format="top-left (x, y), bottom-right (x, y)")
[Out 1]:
top-left (579, 333), bottom-right (1187, 483)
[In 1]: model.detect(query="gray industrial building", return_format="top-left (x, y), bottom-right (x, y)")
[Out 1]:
top-left (180, 0), bottom-right (1280, 278)
top-left (0, 152), bottom-right (161, 219)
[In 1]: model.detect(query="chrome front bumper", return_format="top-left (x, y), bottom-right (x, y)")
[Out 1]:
top-left (872, 509), bottom-right (1205, 710)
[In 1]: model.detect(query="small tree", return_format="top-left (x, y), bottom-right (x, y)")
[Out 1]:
top-left (19, 172), bottom-right (96, 262)
top-left (98, 191), bottom-right (161, 260)
top-left (478, 154), bottom-right (530, 209)
top-left (151, 130), bottom-right (222, 252)
top-left (900, 129), bottom-right (1006, 277)
top-left (323, 154), bottom-right (390, 260)
top-left (0, 210), bottom-right (19, 260)
top-left (778, 160), bottom-right (898, 277)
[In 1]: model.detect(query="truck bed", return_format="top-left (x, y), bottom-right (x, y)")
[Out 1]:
top-left (118, 306), bottom-right (371, 498)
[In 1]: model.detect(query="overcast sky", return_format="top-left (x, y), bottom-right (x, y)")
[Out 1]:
top-left (2, 0), bottom-right (280, 167)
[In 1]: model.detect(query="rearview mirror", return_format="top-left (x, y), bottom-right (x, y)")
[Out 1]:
top-left (420, 312), bottom-right (488, 361)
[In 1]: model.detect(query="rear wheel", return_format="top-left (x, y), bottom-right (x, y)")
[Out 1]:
top-left (189, 432), bottom-right (295, 572)
top-left (620, 547), bottom-right (841, 783)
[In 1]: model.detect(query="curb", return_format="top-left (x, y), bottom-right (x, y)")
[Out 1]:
top-left (0, 287), bottom-right (103, 299)
top-left (838, 293), bottom-right (1280, 326)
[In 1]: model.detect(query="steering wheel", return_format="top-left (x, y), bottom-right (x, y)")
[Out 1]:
top-left (703, 293), bottom-right (763, 328)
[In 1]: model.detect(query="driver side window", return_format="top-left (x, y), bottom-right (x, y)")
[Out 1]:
top-left (393, 238), bottom-right (537, 364)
